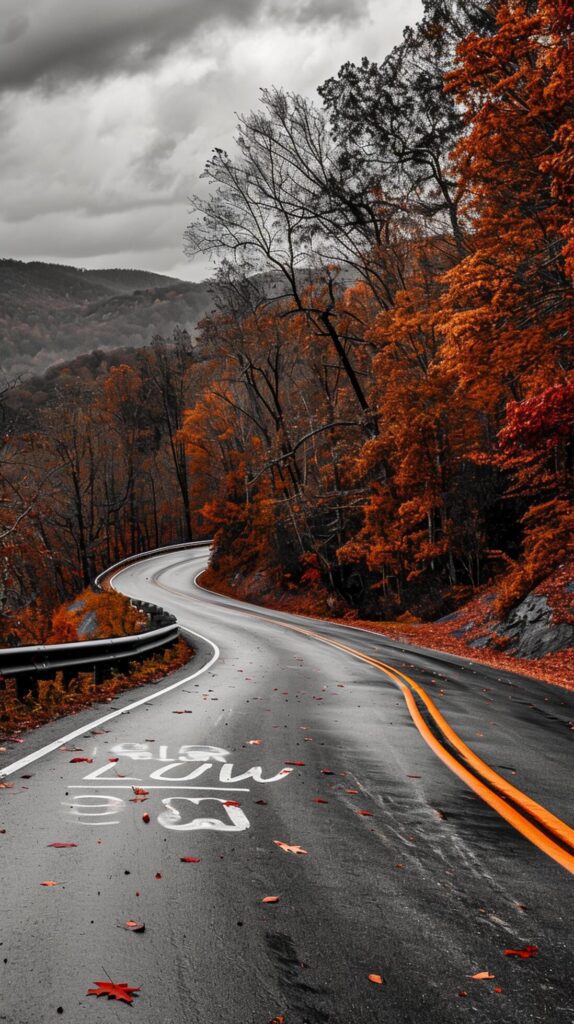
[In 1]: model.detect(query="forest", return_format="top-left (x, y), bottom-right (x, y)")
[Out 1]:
top-left (0, 0), bottom-right (572, 650)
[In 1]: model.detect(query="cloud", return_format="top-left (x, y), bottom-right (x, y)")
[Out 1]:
top-left (0, 0), bottom-right (262, 92)
top-left (0, 0), bottom-right (423, 279)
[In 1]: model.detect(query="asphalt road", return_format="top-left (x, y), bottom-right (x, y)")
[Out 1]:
top-left (1, 545), bottom-right (573, 1024)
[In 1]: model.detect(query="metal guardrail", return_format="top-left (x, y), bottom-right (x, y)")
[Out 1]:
top-left (0, 539), bottom-right (211, 702)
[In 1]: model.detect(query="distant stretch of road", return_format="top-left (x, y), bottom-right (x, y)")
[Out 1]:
top-left (1, 544), bottom-right (573, 1023)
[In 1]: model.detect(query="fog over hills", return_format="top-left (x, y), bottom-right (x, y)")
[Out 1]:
top-left (0, 259), bottom-right (215, 380)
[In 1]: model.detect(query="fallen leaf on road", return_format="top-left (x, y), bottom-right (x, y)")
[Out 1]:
top-left (248, 739), bottom-right (262, 745)
top-left (494, 986), bottom-right (503, 993)
top-left (47, 843), bottom-right (77, 848)
top-left (0, 782), bottom-right (15, 788)
top-left (255, 799), bottom-right (268, 805)
top-left (406, 774), bottom-right (421, 779)
top-left (469, 972), bottom-right (495, 980)
top-left (504, 945), bottom-right (538, 958)
top-left (312, 798), bottom-right (328, 804)
top-left (321, 768), bottom-right (334, 775)
top-left (180, 856), bottom-right (201, 863)
top-left (357, 810), bottom-right (373, 817)
top-left (155, 872), bottom-right (162, 879)
top-left (458, 990), bottom-right (468, 998)
top-left (285, 761), bottom-right (305, 766)
top-left (368, 974), bottom-right (383, 985)
top-left (142, 813), bottom-right (150, 824)
top-left (87, 981), bottom-right (140, 1005)
top-left (269, 1017), bottom-right (285, 1023)
top-left (273, 840), bottom-right (308, 855)
top-left (345, 789), bottom-right (359, 795)
top-left (41, 881), bottom-right (59, 886)
top-left (69, 757), bottom-right (93, 764)
top-left (123, 921), bottom-right (145, 932)
top-left (223, 800), bottom-right (241, 807)
top-left (262, 896), bottom-right (280, 904)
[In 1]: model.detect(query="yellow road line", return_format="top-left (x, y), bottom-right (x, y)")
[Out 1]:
top-left (130, 566), bottom-right (574, 874)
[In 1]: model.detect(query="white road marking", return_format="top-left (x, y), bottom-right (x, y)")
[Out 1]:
top-left (68, 785), bottom-right (250, 791)
top-left (0, 626), bottom-right (220, 778)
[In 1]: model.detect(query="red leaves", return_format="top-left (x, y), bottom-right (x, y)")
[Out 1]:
top-left (69, 757), bottom-right (93, 763)
top-left (142, 813), bottom-right (150, 824)
top-left (273, 840), bottom-right (308, 855)
top-left (312, 798), bottom-right (328, 804)
top-left (321, 768), bottom-right (334, 775)
top-left (248, 739), bottom-right (262, 745)
top-left (368, 974), bottom-right (384, 985)
top-left (180, 856), bottom-right (201, 863)
top-left (40, 880), bottom-right (59, 886)
top-left (284, 760), bottom-right (305, 766)
top-left (262, 896), bottom-right (280, 904)
top-left (504, 945), bottom-right (538, 958)
top-left (223, 800), bottom-right (241, 807)
top-left (357, 810), bottom-right (374, 817)
top-left (87, 981), bottom-right (140, 1005)
top-left (123, 920), bottom-right (145, 933)
top-left (154, 872), bottom-right (162, 880)
top-left (47, 842), bottom-right (77, 848)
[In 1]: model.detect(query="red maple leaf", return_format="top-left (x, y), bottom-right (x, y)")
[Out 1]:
top-left (87, 980), bottom-right (140, 1004)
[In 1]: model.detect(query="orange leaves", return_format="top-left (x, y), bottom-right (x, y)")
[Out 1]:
top-left (273, 840), bottom-right (308, 855)
top-left (368, 974), bottom-right (384, 985)
top-left (123, 920), bottom-right (145, 933)
top-left (262, 896), bottom-right (280, 904)
top-left (87, 981), bottom-right (140, 1005)
top-left (40, 880), bottom-right (59, 887)
top-left (180, 856), bottom-right (201, 863)
top-left (469, 971), bottom-right (495, 980)
top-left (504, 945), bottom-right (538, 959)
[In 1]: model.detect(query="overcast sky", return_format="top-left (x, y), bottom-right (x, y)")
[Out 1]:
top-left (0, 0), bottom-right (422, 282)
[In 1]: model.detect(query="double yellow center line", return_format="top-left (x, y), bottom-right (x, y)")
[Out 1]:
top-left (289, 622), bottom-right (574, 875)
top-left (131, 563), bottom-right (574, 875)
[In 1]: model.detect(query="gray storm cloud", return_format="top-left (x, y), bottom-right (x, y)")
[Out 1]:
top-left (0, 0), bottom-right (364, 92)
top-left (0, 0), bottom-right (261, 91)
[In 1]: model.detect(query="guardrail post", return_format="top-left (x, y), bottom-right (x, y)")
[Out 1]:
top-left (93, 663), bottom-right (112, 685)
top-left (16, 675), bottom-right (39, 703)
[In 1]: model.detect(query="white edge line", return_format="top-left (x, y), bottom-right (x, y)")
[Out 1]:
top-left (0, 625), bottom-right (220, 778)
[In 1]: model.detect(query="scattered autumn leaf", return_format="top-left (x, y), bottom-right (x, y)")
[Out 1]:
top-left (321, 768), bottom-right (334, 775)
top-left (223, 800), bottom-right (241, 807)
top-left (248, 739), bottom-right (262, 745)
top-left (69, 757), bottom-right (93, 764)
top-left (345, 789), bottom-right (359, 795)
top-left (87, 981), bottom-right (140, 1005)
top-left (47, 843), bottom-right (77, 848)
top-left (254, 799), bottom-right (268, 805)
top-left (132, 787), bottom-right (149, 796)
top-left (312, 798), bottom-right (328, 804)
top-left (504, 945), bottom-right (538, 958)
top-left (368, 974), bottom-right (384, 985)
top-left (262, 896), bottom-right (280, 904)
top-left (273, 840), bottom-right (308, 855)
top-left (123, 920), bottom-right (145, 933)
top-left (0, 782), bottom-right (15, 788)
top-left (142, 813), bottom-right (150, 824)
top-left (180, 856), bottom-right (201, 863)
top-left (269, 1016), bottom-right (285, 1024)
top-left (285, 761), bottom-right (305, 766)
top-left (155, 872), bottom-right (162, 879)
top-left (469, 972), bottom-right (495, 980)
top-left (40, 881), bottom-right (59, 886)
top-left (357, 810), bottom-right (373, 817)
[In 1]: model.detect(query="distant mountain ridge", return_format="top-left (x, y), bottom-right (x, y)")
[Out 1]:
top-left (0, 259), bottom-right (215, 379)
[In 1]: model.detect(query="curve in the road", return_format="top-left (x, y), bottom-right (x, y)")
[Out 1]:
top-left (151, 561), bottom-right (574, 876)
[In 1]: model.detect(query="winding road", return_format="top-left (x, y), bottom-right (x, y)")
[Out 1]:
top-left (1, 544), bottom-right (573, 1023)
